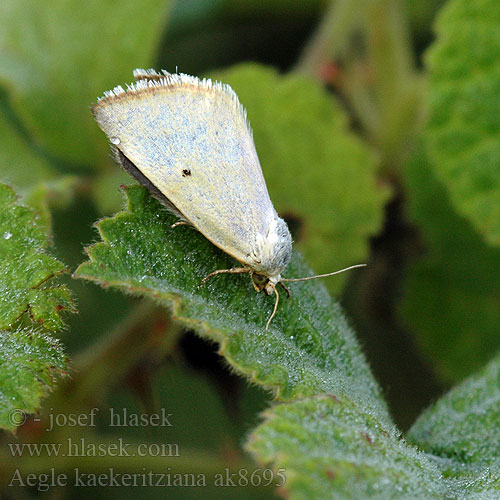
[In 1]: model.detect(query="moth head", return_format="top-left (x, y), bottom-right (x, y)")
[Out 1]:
top-left (251, 272), bottom-right (280, 295)
top-left (252, 217), bottom-right (292, 277)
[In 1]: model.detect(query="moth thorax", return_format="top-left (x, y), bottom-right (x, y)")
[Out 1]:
top-left (252, 217), bottom-right (292, 276)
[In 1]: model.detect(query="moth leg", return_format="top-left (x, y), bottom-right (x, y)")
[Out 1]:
top-left (265, 282), bottom-right (280, 331)
top-left (250, 278), bottom-right (261, 293)
top-left (199, 267), bottom-right (250, 287)
top-left (171, 220), bottom-right (191, 229)
top-left (279, 281), bottom-right (291, 298)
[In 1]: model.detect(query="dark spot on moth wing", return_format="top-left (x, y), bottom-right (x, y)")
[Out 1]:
top-left (114, 148), bottom-right (188, 222)
top-left (282, 212), bottom-right (304, 241)
top-left (182, 169), bottom-right (191, 177)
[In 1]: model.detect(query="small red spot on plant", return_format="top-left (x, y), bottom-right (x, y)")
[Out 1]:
top-left (326, 394), bottom-right (341, 403)
top-left (276, 485), bottom-right (290, 499)
top-left (56, 304), bottom-right (64, 310)
top-left (318, 61), bottom-right (342, 85)
top-left (361, 432), bottom-right (373, 444)
top-left (326, 468), bottom-right (336, 479)
top-left (152, 315), bottom-right (167, 335)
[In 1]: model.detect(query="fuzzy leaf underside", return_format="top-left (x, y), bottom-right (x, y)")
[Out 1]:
top-left (424, 0), bottom-right (500, 245)
top-left (76, 187), bottom-right (500, 498)
top-left (0, 183), bottom-right (72, 431)
top-left (248, 396), bottom-right (449, 500)
top-left (249, 390), bottom-right (500, 500)
top-left (408, 354), bottom-right (500, 489)
top-left (209, 64), bottom-right (388, 295)
top-left (0, 328), bottom-right (68, 431)
top-left (0, 184), bottom-right (74, 330)
top-left (75, 185), bottom-right (391, 429)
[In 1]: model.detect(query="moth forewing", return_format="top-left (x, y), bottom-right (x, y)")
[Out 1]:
top-left (92, 71), bottom-right (285, 271)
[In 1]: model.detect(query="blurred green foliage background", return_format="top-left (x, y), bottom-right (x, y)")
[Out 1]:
top-left (1, 0), bottom-right (499, 498)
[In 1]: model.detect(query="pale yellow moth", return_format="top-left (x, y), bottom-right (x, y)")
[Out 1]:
top-left (92, 69), bottom-right (364, 330)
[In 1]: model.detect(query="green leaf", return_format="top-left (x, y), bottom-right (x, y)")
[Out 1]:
top-left (400, 145), bottom-right (500, 382)
top-left (0, 96), bottom-right (80, 232)
top-left (0, 183), bottom-right (74, 330)
top-left (75, 185), bottom-right (391, 428)
top-left (0, 182), bottom-right (73, 431)
top-left (0, 101), bottom-right (56, 188)
top-left (424, 0), bottom-right (500, 245)
top-left (92, 168), bottom-right (134, 215)
top-left (248, 395), bottom-right (451, 500)
top-left (209, 64), bottom-right (389, 295)
top-left (22, 176), bottom-right (81, 235)
top-left (0, 0), bottom-right (171, 166)
top-left (408, 353), bottom-right (500, 493)
top-left (0, 328), bottom-right (68, 431)
top-left (249, 385), bottom-right (500, 500)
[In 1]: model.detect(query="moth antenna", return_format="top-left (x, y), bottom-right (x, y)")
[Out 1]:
top-left (279, 281), bottom-right (291, 298)
top-left (281, 264), bottom-right (366, 283)
top-left (265, 282), bottom-right (280, 332)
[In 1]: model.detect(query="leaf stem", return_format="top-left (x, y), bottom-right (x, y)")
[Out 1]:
top-left (56, 299), bottom-right (182, 409)
top-left (295, 0), bottom-right (425, 174)
top-left (294, 0), bottom-right (362, 76)
top-left (360, 0), bottom-right (424, 169)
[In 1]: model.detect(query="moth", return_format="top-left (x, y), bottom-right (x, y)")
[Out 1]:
top-left (92, 69), bottom-right (364, 329)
